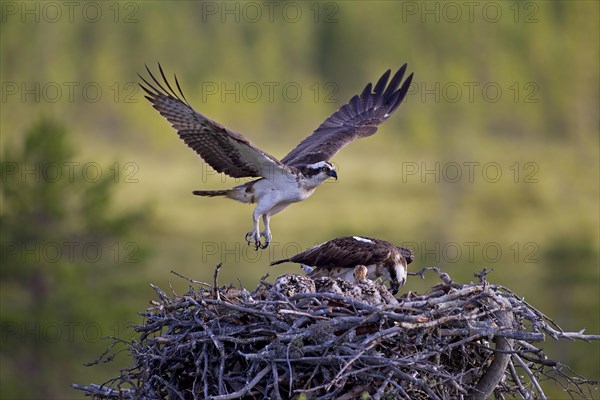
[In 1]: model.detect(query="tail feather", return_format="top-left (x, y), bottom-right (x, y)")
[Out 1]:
top-left (193, 190), bottom-right (230, 197)
top-left (270, 259), bottom-right (289, 266)
top-left (193, 186), bottom-right (254, 203)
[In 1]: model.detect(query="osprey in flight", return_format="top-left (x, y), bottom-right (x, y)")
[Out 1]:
top-left (139, 65), bottom-right (413, 249)
top-left (270, 236), bottom-right (414, 294)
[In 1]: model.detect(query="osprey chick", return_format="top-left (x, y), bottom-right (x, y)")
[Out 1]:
top-left (139, 65), bottom-right (413, 249)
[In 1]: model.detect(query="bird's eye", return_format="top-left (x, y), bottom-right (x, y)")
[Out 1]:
top-left (322, 167), bottom-right (328, 172)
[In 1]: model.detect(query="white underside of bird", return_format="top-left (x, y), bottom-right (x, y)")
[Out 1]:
top-left (193, 160), bottom-right (335, 249)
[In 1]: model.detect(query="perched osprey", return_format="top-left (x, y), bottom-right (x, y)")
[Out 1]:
top-left (270, 236), bottom-right (414, 294)
top-left (139, 65), bottom-right (413, 249)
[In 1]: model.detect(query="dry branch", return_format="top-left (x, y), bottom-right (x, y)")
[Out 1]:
top-left (73, 268), bottom-right (599, 399)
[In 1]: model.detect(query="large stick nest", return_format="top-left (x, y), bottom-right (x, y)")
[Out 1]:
top-left (74, 267), bottom-right (599, 399)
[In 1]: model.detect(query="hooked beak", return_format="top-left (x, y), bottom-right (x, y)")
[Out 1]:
top-left (390, 279), bottom-right (400, 295)
top-left (328, 169), bottom-right (338, 180)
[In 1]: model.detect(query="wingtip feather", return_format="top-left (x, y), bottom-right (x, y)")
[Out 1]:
top-left (385, 71), bottom-right (414, 116)
top-left (383, 64), bottom-right (408, 98)
top-left (373, 69), bottom-right (391, 95)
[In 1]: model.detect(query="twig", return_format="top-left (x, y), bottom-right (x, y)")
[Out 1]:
top-left (213, 263), bottom-right (222, 301)
top-left (210, 366), bottom-right (270, 400)
top-left (170, 270), bottom-right (212, 287)
top-left (513, 354), bottom-right (548, 400)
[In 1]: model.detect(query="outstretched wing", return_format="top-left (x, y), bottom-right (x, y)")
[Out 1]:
top-left (139, 64), bottom-right (288, 179)
top-left (281, 65), bottom-right (413, 167)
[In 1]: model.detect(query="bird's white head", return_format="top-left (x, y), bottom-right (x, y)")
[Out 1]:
top-left (386, 254), bottom-right (408, 295)
top-left (300, 161), bottom-right (337, 188)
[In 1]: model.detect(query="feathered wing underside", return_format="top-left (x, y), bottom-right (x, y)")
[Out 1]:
top-left (289, 237), bottom-right (395, 270)
top-left (281, 65), bottom-right (414, 167)
top-left (139, 64), bottom-right (288, 179)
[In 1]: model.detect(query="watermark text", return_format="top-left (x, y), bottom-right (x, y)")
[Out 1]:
top-left (1, 161), bottom-right (140, 184)
top-left (2, 241), bottom-right (140, 264)
top-left (1, 1), bottom-right (139, 23)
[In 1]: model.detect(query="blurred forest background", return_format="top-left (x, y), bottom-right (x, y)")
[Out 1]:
top-left (1, 1), bottom-right (598, 398)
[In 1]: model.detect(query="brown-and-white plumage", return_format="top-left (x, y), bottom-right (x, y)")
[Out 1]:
top-left (139, 64), bottom-right (413, 249)
top-left (269, 269), bottom-right (397, 306)
top-left (352, 265), bottom-right (399, 305)
top-left (271, 274), bottom-right (316, 298)
top-left (271, 236), bottom-right (414, 294)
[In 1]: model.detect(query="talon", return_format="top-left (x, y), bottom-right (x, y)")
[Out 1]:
top-left (259, 231), bottom-right (272, 249)
top-left (245, 232), bottom-right (256, 246)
